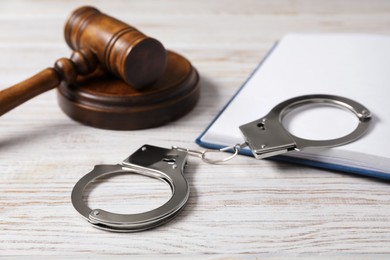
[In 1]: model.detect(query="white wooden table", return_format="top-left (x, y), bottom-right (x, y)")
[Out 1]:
top-left (1, 0), bottom-right (390, 257)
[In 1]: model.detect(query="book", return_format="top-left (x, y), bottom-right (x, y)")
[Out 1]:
top-left (196, 34), bottom-right (390, 180)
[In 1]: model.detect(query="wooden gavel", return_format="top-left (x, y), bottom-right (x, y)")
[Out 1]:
top-left (0, 6), bottom-right (167, 116)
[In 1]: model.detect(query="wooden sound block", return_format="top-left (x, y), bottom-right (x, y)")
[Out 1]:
top-left (57, 51), bottom-right (199, 130)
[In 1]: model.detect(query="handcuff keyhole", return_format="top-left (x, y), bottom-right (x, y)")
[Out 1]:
top-left (257, 122), bottom-right (266, 130)
top-left (163, 158), bottom-right (177, 164)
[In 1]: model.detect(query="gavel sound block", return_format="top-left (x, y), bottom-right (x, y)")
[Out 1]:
top-left (0, 6), bottom-right (199, 130)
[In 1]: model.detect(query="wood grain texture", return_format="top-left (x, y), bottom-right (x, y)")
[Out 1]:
top-left (1, 0), bottom-right (390, 257)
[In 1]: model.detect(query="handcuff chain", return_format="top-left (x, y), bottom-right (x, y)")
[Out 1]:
top-left (173, 143), bottom-right (247, 164)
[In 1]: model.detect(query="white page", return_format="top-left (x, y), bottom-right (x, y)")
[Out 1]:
top-left (200, 34), bottom-right (390, 172)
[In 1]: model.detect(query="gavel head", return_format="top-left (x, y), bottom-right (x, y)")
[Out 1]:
top-left (64, 6), bottom-right (167, 90)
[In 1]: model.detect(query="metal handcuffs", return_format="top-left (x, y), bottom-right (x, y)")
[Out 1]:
top-left (71, 94), bottom-right (371, 232)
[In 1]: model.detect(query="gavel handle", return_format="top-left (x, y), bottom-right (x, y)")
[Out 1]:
top-left (0, 68), bottom-right (61, 116)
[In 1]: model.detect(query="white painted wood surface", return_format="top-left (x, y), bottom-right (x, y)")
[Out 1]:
top-left (1, 0), bottom-right (390, 257)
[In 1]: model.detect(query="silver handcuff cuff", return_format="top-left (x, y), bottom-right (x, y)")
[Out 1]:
top-left (72, 94), bottom-right (371, 232)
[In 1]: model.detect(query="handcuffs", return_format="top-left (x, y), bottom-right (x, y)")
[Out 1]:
top-left (71, 94), bottom-right (371, 232)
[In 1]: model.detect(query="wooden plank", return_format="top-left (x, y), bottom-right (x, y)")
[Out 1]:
top-left (1, 0), bottom-right (390, 257)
